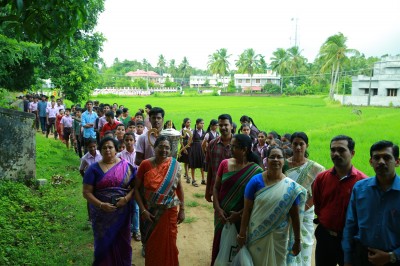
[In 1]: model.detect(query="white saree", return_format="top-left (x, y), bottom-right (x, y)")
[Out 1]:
top-left (285, 160), bottom-right (325, 266)
top-left (247, 177), bottom-right (306, 266)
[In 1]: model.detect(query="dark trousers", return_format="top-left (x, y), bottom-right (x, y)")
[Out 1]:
top-left (315, 224), bottom-right (344, 266)
top-left (40, 116), bottom-right (47, 132)
top-left (32, 111), bottom-right (39, 130)
top-left (352, 241), bottom-right (400, 266)
top-left (46, 118), bottom-right (57, 139)
top-left (75, 134), bottom-right (83, 158)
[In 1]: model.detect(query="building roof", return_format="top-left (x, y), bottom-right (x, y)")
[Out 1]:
top-left (125, 70), bottom-right (161, 78)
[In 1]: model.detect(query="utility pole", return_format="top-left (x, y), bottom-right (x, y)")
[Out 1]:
top-left (367, 68), bottom-right (373, 106)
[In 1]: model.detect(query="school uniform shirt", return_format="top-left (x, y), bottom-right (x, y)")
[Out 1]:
top-left (55, 104), bottom-right (65, 114)
top-left (117, 150), bottom-right (137, 167)
top-left (79, 150), bottom-right (102, 173)
top-left (136, 133), bottom-right (156, 160)
top-left (46, 107), bottom-right (58, 118)
top-left (81, 110), bottom-right (98, 139)
top-left (60, 115), bottom-right (73, 128)
top-left (29, 102), bottom-right (38, 112)
top-left (98, 116), bottom-right (107, 130)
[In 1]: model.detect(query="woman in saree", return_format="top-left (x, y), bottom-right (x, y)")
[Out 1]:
top-left (83, 136), bottom-right (136, 266)
top-left (237, 146), bottom-right (307, 265)
top-left (135, 135), bottom-right (185, 266)
top-left (211, 134), bottom-right (263, 265)
top-left (285, 132), bottom-right (325, 266)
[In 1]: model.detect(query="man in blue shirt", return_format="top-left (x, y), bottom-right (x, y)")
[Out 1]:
top-left (342, 140), bottom-right (400, 266)
top-left (37, 95), bottom-right (48, 134)
top-left (81, 100), bottom-right (98, 153)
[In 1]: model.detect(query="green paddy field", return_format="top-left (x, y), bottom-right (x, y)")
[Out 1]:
top-left (95, 94), bottom-right (400, 176)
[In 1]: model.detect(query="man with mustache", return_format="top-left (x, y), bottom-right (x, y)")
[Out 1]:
top-left (135, 107), bottom-right (165, 166)
top-left (204, 114), bottom-right (233, 202)
top-left (342, 140), bottom-right (400, 266)
top-left (312, 135), bottom-right (367, 266)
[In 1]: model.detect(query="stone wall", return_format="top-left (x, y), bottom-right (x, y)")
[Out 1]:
top-left (0, 108), bottom-right (36, 181)
top-left (333, 94), bottom-right (400, 107)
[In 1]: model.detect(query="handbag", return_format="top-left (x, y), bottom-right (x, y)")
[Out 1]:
top-left (214, 223), bottom-right (239, 266)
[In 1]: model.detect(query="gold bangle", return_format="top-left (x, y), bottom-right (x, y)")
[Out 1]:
top-left (141, 209), bottom-right (147, 215)
top-left (99, 202), bottom-right (103, 209)
top-left (237, 234), bottom-right (245, 239)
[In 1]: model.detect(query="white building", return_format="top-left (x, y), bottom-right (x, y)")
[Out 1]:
top-left (334, 56), bottom-right (400, 106)
top-left (234, 70), bottom-right (281, 92)
top-left (189, 75), bottom-right (230, 88)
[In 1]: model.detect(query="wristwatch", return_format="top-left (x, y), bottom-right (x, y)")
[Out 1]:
top-left (389, 252), bottom-right (397, 263)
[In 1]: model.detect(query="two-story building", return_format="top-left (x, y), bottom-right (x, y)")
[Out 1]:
top-left (335, 56), bottom-right (400, 106)
top-left (234, 70), bottom-right (280, 92)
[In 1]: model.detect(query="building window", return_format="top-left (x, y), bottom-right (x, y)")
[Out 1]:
top-left (255, 79), bottom-right (260, 83)
top-left (364, 89), bottom-right (378, 95)
top-left (238, 79), bottom-right (242, 83)
top-left (246, 79), bottom-right (250, 83)
top-left (387, 89), bottom-right (398, 97)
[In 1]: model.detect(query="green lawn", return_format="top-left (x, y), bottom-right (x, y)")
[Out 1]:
top-left (95, 94), bottom-right (400, 176)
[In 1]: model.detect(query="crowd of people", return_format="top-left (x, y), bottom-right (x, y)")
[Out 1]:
top-left (23, 94), bottom-right (400, 266)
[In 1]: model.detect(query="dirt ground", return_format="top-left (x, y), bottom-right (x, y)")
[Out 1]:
top-left (131, 170), bottom-right (316, 266)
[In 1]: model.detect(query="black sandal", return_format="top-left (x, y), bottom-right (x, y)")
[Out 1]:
top-left (192, 180), bottom-right (199, 187)
top-left (201, 180), bottom-right (206, 185)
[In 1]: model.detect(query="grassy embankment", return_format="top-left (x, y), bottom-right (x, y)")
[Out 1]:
top-left (0, 134), bottom-right (93, 265)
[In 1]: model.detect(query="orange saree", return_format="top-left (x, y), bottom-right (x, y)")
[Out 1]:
top-left (137, 157), bottom-right (181, 266)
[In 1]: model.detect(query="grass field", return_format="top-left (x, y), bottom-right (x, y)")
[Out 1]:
top-left (95, 94), bottom-right (400, 176)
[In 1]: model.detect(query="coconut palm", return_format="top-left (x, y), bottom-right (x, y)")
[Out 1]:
top-left (270, 48), bottom-right (290, 76)
top-left (318, 32), bottom-right (359, 98)
top-left (208, 48), bottom-right (231, 82)
top-left (179, 56), bottom-right (191, 85)
top-left (157, 54), bottom-right (166, 75)
top-left (257, 55), bottom-right (268, 73)
top-left (235, 48), bottom-right (261, 94)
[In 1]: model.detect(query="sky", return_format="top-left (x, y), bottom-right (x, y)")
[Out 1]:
top-left (95, 0), bottom-right (400, 70)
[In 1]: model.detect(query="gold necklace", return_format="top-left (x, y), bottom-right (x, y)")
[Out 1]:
top-left (102, 159), bottom-right (116, 171)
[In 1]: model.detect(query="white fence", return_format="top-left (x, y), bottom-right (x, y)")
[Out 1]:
top-left (92, 87), bottom-right (179, 96)
top-left (334, 94), bottom-right (400, 107)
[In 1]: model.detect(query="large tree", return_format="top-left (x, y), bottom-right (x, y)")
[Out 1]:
top-left (235, 48), bottom-right (261, 93)
top-left (0, 0), bottom-right (105, 98)
top-left (178, 56), bottom-right (191, 81)
top-left (318, 32), bottom-right (359, 98)
top-left (207, 48), bottom-right (231, 79)
top-left (157, 54), bottom-right (167, 75)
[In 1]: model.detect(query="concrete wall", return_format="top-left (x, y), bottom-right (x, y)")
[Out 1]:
top-left (333, 94), bottom-right (400, 107)
top-left (0, 108), bottom-right (36, 181)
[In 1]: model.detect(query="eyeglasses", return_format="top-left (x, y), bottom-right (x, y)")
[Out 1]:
top-left (268, 156), bottom-right (284, 160)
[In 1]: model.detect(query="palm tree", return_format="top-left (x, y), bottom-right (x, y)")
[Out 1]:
top-left (157, 54), bottom-right (166, 75)
top-left (168, 59), bottom-right (177, 77)
top-left (235, 48), bottom-right (261, 94)
top-left (208, 48), bottom-right (231, 88)
top-left (287, 46), bottom-right (307, 86)
top-left (179, 56), bottom-right (191, 85)
top-left (318, 32), bottom-right (359, 98)
top-left (270, 48), bottom-right (290, 92)
top-left (257, 55), bottom-right (268, 73)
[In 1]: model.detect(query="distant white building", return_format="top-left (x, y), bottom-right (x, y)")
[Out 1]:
top-left (234, 70), bottom-right (281, 92)
top-left (189, 75), bottom-right (230, 88)
top-left (334, 56), bottom-right (400, 106)
top-left (352, 56), bottom-right (400, 97)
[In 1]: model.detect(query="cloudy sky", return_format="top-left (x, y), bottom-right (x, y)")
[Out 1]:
top-left (95, 0), bottom-right (400, 69)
